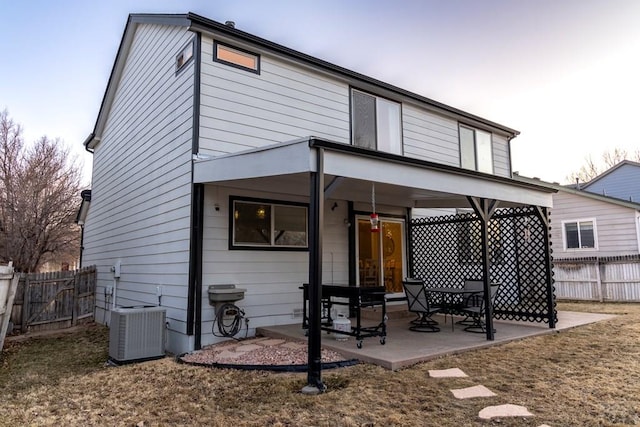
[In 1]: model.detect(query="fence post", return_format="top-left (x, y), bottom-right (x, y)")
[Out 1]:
top-left (596, 258), bottom-right (605, 302)
top-left (72, 269), bottom-right (80, 326)
top-left (21, 274), bottom-right (30, 333)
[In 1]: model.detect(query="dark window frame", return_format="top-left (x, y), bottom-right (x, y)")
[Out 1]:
top-left (213, 41), bottom-right (261, 74)
top-left (229, 196), bottom-right (308, 251)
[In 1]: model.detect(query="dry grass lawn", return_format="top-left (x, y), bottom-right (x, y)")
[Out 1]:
top-left (1, 302), bottom-right (639, 426)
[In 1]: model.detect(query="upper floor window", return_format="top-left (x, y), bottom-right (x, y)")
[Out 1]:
top-left (231, 197), bottom-right (307, 249)
top-left (351, 89), bottom-right (402, 155)
top-left (176, 40), bottom-right (194, 73)
top-left (459, 125), bottom-right (493, 173)
top-left (563, 219), bottom-right (597, 250)
top-left (214, 41), bottom-right (260, 74)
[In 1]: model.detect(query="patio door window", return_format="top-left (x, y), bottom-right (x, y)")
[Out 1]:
top-left (357, 217), bottom-right (404, 293)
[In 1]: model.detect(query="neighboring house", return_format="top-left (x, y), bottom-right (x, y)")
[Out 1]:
top-left (80, 13), bottom-right (555, 356)
top-left (580, 160), bottom-right (640, 203)
top-left (514, 172), bottom-right (640, 301)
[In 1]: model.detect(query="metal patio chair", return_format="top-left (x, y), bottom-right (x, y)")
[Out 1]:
top-left (459, 282), bottom-right (501, 333)
top-left (402, 278), bottom-right (442, 333)
top-left (456, 279), bottom-right (484, 326)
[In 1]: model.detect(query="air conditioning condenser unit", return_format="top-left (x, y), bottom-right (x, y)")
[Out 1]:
top-left (109, 306), bottom-right (166, 364)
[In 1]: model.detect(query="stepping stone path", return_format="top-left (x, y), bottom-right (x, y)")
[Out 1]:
top-left (428, 368), bottom-right (547, 425)
top-left (450, 385), bottom-right (496, 399)
top-left (428, 368), bottom-right (467, 378)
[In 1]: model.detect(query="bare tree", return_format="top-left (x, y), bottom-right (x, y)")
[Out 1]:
top-left (567, 148), bottom-right (640, 185)
top-left (0, 110), bottom-right (82, 272)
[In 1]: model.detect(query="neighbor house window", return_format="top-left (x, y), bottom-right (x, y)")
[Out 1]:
top-left (176, 40), bottom-right (194, 72)
top-left (351, 89), bottom-right (402, 155)
top-left (231, 198), bottom-right (307, 249)
top-left (563, 219), bottom-right (596, 250)
top-left (214, 42), bottom-right (260, 74)
top-left (459, 125), bottom-right (493, 173)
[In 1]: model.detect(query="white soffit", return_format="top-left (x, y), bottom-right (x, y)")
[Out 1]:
top-left (193, 140), bottom-right (313, 183)
top-left (323, 150), bottom-right (552, 207)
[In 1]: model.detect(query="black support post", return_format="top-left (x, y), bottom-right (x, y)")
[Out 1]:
top-left (468, 197), bottom-right (499, 341)
top-left (303, 148), bottom-right (326, 394)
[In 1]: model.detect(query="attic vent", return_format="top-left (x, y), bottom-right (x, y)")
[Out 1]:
top-left (225, 21), bottom-right (235, 28)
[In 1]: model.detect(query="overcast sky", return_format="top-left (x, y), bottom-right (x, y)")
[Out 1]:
top-left (1, 0), bottom-right (639, 186)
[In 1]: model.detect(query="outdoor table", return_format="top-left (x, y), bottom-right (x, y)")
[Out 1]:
top-left (424, 287), bottom-right (483, 330)
top-left (301, 283), bottom-right (387, 348)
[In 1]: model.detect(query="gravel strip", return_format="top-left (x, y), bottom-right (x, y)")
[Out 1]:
top-left (179, 337), bottom-right (350, 366)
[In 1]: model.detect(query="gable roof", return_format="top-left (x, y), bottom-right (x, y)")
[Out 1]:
top-left (84, 12), bottom-right (520, 150)
top-left (513, 172), bottom-right (640, 211)
top-left (582, 160), bottom-right (640, 188)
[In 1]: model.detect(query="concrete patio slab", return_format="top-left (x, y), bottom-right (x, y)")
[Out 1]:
top-left (257, 310), bottom-right (615, 370)
top-left (478, 404), bottom-right (534, 420)
top-left (451, 384), bottom-right (497, 399)
top-left (428, 368), bottom-right (468, 378)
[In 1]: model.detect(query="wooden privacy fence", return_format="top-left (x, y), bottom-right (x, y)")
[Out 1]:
top-left (9, 266), bottom-right (96, 333)
top-left (554, 255), bottom-right (640, 302)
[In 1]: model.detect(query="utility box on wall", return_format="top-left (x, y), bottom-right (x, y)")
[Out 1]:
top-left (108, 306), bottom-right (166, 364)
top-left (207, 284), bottom-right (246, 306)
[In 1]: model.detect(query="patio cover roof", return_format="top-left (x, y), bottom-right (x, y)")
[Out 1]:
top-left (193, 138), bottom-right (554, 208)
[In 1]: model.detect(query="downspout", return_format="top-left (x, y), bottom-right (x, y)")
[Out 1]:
top-left (187, 31), bottom-right (203, 348)
top-left (79, 225), bottom-right (85, 267)
top-left (347, 201), bottom-right (355, 287)
top-left (303, 146), bottom-right (326, 394)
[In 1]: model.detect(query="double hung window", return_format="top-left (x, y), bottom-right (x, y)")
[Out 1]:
top-left (563, 219), bottom-right (596, 250)
top-left (351, 89), bottom-right (402, 154)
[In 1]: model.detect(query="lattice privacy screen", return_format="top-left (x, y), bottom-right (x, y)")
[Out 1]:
top-left (409, 206), bottom-right (557, 324)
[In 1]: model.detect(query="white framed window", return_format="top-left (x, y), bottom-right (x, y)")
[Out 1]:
top-left (562, 219), bottom-right (597, 250)
top-left (214, 41), bottom-right (260, 74)
top-left (459, 125), bottom-right (493, 173)
top-left (230, 198), bottom-right (307, 249)
top-left (351, 89), bottom-right (402, 155)
top-left (176, 40), bottom-right (194, 72)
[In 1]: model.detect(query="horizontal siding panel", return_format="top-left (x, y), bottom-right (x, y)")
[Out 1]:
top-left (551, 191), bottom-right (640, 258)
top-left (83, 23), bottom-right (195, 355)
top-left (200, 185), bottom-right (349, 342)
top-left (492, 134), bottom-right (510, 177)
top-left (199, 36), bottom-right (350, 154)
top-left (402, 104), bottom-right (459, 165)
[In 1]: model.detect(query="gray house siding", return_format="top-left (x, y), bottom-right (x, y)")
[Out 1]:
top-left (198, 35), bottom-right (350, 155)
top-left (492, 134), bottom-right (511, 177)
top-left (199, 185), bottom-right (352, 347)
top-left (197, 35), bottom-right (512, 176)
top-left (83, 23), bottom-right (196, 354)
top-left (550, 190), bottom-right (640, 259)
top-left (583, 162), bottom-right (640, 202)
